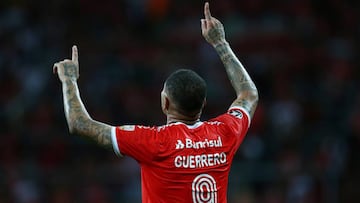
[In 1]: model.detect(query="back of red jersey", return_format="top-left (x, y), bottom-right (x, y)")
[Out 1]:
top-left (111, 107), bottom-right (250, 203)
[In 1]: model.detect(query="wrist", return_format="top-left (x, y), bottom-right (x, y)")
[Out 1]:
top-left (61, 77), bottom-right (77, 84)
top-left (214, 41), bottom-right (234, 61)
top-left (213, 40), bottom-right (228, 48)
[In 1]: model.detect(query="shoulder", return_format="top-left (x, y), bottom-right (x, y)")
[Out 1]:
top-left (211, 106), bottom-right (250, 126)
top-left (205, 107), bottom-right (251, 138)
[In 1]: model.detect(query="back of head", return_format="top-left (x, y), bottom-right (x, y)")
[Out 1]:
top-left (165, 69), bottom-right (207, 117)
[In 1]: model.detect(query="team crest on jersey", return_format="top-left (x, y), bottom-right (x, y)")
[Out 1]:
top-left (229, 109), bottom-right (243, 119)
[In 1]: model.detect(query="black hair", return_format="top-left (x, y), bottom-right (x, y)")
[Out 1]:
top-left (165, 69), bottom-right (207, 116)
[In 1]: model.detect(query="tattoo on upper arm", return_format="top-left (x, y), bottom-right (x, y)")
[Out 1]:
top-left (78, 117), bottom-right (112, 150)
top-left (215, 43), bottom-right (258, 118)
top-left (64, 80), bottom-right (112, 149)
top-left (232, 97), bottom-right (257, 117)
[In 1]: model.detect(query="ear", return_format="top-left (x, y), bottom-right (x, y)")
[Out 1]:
top-left (161, 91), bottom-right (170, 114)
top-left (197, 98), bottom-right (207, 116)
top-left (165, 97), bottom-right (170, 110)
top-left (202, 98), bottom-right (207, 109)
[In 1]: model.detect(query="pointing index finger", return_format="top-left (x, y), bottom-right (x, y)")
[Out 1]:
top-left (72, 45), bottom-right (78, 64)
top-left (204, 2), bottom-right (212, 21)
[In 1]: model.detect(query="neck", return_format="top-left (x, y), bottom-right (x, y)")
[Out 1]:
top-left (166, 110), bottom-right (201, 125)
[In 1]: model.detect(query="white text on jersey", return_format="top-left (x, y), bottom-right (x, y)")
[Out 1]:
top-left (174, 152), bottom-right (227, 169)
top-left (175, 136), bottom-right (222, 150)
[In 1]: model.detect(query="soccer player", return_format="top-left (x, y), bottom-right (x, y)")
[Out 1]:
top-left (53, 2), bottom-right (258, 203)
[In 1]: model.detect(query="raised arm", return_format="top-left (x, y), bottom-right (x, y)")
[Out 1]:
top-left (201, 2), bottom-right (258, 118)
top-left (53, 46), bottom-right (113, 149)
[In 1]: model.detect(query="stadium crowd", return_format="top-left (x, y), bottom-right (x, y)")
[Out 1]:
top-left (0, 0), bottom-right (359, 202)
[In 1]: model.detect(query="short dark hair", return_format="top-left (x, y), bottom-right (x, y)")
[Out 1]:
top-left (165, 69), bottom-right (206, 116)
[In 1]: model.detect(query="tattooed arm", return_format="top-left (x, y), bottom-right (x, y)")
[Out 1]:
top-left (53, 46), bottom-right (114, 150)
top-left (201, 2), bottom-right (258, 118)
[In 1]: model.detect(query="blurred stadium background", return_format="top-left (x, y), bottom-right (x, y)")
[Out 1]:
top-left (0, 0), bottom-right (359, 202)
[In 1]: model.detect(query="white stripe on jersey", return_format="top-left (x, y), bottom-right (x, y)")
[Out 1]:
top-left (111, 127), bottom-right (122, 157)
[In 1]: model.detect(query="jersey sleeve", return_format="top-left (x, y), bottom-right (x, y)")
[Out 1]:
top-left (211, 106), bottom-right (251, 139)
top-left (110, 125), bottom-right (161, 163)
top-left (228, 106), bottom-right (251, 129)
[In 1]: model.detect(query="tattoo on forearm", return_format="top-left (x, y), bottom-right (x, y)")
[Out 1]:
top-left (63, 80), bottom-right (112, 149)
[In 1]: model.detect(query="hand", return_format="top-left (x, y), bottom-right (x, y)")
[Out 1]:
top-left (201, 2), bottom-right (226, 47)
top-left (53, 45), bottom-right (80, 82)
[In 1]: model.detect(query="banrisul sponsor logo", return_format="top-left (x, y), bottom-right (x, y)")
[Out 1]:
top-left (175, 136), bottom-right (222, 150)
top-left (175, 140), bottom-right (185, 149)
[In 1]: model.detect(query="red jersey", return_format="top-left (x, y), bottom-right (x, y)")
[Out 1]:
top-left (111, 106), bottom-right (250, 203)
